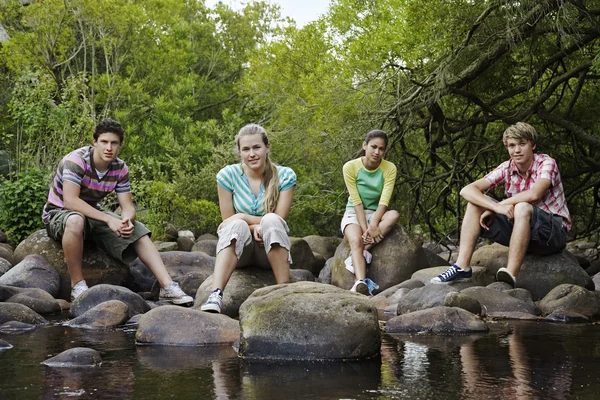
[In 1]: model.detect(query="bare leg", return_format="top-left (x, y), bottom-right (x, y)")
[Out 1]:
top-left (211, 243), bottom-right (240, 291)
top-left (63, 214), bottom-right (86, 287)
top-left (455, 202), bottom-right (487, 271)
top-left (266, 244), bottom-right (290, 284)
top-left (364, 210), bottom-right (401, 251)
top-left (133, 235), bottom-right (172, 288)
top-left (506, 202), bottom-right (532, 277)
top-left (344, 224), bottom-right (366, 280)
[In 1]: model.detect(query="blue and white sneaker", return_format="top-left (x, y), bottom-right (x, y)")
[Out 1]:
top-left (430, 264), bottom-right (472, 284)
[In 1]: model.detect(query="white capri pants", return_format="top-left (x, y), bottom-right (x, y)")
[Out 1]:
top-left (216, 213), bottom-right (292, 268)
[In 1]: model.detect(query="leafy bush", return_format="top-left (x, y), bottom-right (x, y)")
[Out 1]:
top-left (0, 168), bottom-right (49, 242)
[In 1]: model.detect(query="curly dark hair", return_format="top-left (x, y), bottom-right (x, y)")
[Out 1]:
top-left (94, 118), bottom-right (124, 143)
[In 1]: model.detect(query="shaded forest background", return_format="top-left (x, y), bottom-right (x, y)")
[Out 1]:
top-left (1, 0), bottom-right (599, 245)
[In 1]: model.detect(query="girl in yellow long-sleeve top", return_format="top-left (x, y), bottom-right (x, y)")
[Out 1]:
top-left (341, 130), bottom-right (400, 295)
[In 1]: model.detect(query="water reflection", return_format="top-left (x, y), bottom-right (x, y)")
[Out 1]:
top-left (1, 320), bottom-right (600, 399)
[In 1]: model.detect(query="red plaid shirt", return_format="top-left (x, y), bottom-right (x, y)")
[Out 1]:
top-left (484, 153), bottom-right (571, 230)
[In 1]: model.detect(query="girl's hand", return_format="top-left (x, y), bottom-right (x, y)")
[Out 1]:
top-left (252, 224), bottom-right (264, 246)
top-left (365, 225), bottom-right (383, 243)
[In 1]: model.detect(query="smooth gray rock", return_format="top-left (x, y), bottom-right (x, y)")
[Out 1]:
top-left (129, 251), bottom-right (215, 293)
top-left (68, 300), bottom-right (130, 329)
top-left (538, 284), bottom-right (600, 318)
top-left (332, 225), bottom-right (429, 293)
top-left (386, 306), bottom-right (489, 333)
top-left (238, 282), bottom-right (380, 360)
top-left (546, 311), bottom-right (590, 323)
top-left (302, 236), bottom-right (341, 260)
top-left (486, 282), bottom-right (513, 291)
top-left (289, 238), bottom-right (317, 274)
top-left (472, 244), bottom-right (592, 300)
top-left (290, 269), bottom-right (315, 282)
top-left (486, 312), bottom-right (544, 321)
top-left (444, 292), bottom-right (482, 315)
top-left (460, 286), bottom-right (539, 316)
top-left (0, 255), bottom-right (60, 297)
top-left (423, 248), bottom-right (450, 268)
top-left (191, 239), bottom-right (217, 256)
top-left (194, 267), bottom-right (277, 318)
top-left (377, 279), bottom-right (425, 297)
top-left (0, 303), bottom-right (47, 325)
top-left (396, 283), bottom-right (461, 315)
top-left (153, 241), bottom-right (178, 252)
top-left (71, 284), bottom-right (150, 319)
top-left (176, 236), bottom-right (195, 252)
top-left (13, 229), bottom-right (130, 300)
top-left (0, 284), bottom-right (22, 301)
top-left (136, 305), bottom-right (240, 346)
top-left (41, 347), bottom-right (102, 367)
top-left (0, 257), bottom-right (11, 275)
top-left (196, 233), bottom-right (218, 242)
top-left (0, 245), bottom-right (14, 265)
top-left (0, 321), bottom-right (37, 333)
top-left (0, 339), bottom-right (12, 349)
top-left (6, 289), bottom-right (61, 315)
top-left (311, 252), bottom-right (327, 275)
top-left (317, 257), bottom-right (333, 284)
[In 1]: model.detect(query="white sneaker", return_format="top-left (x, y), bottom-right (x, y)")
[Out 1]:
top-left (159, 281), bottom-right (193, 305)
top-left (71, 280), bottom-right (89, 302)
top-left (200, 289), bottom-right (223, 313)
top-left (496, 267), bottom-right (517, 288)
top-left (350, 280), bottom-right (370, 296)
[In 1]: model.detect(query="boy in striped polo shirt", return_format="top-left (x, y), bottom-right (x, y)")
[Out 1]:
top-left (432, 122), bottom-right (571, 287)
top-left (43, 118), bottom-right (193, 304)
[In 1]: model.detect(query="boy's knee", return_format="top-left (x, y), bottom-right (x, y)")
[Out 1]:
top-left (514, 202), bottom-right (533, 218)
top-left (64, 214), bottom-right (85, 234)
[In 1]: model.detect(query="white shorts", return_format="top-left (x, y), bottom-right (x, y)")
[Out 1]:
top-left (340, 209), bottom-right (376, 234)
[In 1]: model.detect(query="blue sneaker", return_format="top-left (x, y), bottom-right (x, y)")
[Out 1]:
top-left (430, 264), bottom-right (472, 284)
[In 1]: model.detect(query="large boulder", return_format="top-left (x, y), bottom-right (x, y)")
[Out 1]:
top-left (135, 305), bottom-right (240, 346)
top-left (460, 286), bottom-right (539, 316)
top-left (13, 229), bottom-right (130, 300)
top-left (0, 258), bottom-right (11, 276)
top-left (317, 257), bottom-right (333, 284)
top-left (41, 347), bottom-right (102, 367)
top-left (193, 267), bottom-right (277, 318)
top-left (71, 284), bottom-right (151, 318)
top-left (0, 255), bottom-right (60, 297)
top-left (128, 251), bottom-right (215, 294)
top-left (6, 289), bottom-right (61, 315)
top-left (302, 236), bottom-right (341, 260)
top-left (538, 284), bottom-right (600, 318)
top-left (68, 300), bottom-right (130, 329)
top-left (331, 225), bottom-right (428, 293)
top-left (238, 282), bottom-right (380, 360)
top-left (471, 244), bottom-right (592, 300)
top-left (386, 306), bottom-right (489, 333)
top-left (0, 302), bottom-right (47, 325)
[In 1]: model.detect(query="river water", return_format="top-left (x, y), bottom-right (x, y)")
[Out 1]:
top-left (1, 316), bottom-right (599, 399)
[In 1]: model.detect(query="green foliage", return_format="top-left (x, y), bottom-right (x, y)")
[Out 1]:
top-left (0, 169), bottom-right (49, 242)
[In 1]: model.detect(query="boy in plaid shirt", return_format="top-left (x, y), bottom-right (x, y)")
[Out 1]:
top-left (432, 122), bottom-right (571, 287)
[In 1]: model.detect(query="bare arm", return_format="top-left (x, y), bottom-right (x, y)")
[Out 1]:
top-left (498, 179), bottom-right (552, 205)
top-left (273, 187), bottom-right (295, 220)
top-left (460, 178), bottom-right (514, 218)
top-left (117, 192), bottom-right (136, 222)
top-left (353, 203), bottom-right (369, 233)
top-left (217, 184), bottom-right (262, 230)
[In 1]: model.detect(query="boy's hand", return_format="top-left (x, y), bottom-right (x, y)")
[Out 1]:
top-left (480, 210), bottom-right (495, 230)
top-left (120, 218), bottom-right (135, 238)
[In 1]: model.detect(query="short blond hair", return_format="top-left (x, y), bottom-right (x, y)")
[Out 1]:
top-left (502, 122), bottom-right (538, 147)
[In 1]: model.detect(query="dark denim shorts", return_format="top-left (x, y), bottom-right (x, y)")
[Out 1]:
top-left (481, 206), bottom-right (566, 255)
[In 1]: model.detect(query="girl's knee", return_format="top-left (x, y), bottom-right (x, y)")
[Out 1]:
top-left (387, 210), bottom-right (401, 224)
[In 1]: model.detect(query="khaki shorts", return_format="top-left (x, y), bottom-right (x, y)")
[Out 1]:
top-left (216, 213), bottom-right (292, 267)
top-left (340, 209), bottom-right (376, 234)
top-left (44, 209), bottom-right (151, 264)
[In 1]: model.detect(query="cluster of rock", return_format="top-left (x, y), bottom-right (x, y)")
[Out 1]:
top-left (0, 226), bottom-right (599, 364)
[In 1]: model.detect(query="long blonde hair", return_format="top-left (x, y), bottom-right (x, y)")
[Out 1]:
top-left (235, 124), bottom-right (280, 214)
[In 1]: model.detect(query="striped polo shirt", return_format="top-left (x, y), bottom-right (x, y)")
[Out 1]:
top-left (217, 164), bottom-right (296, 216)
top-left (484, 153), bottom-right (571, 230)
top-left (343, 158), bottom-right (397, 211)
top-left (42, 146), bottom-right (130, 223)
